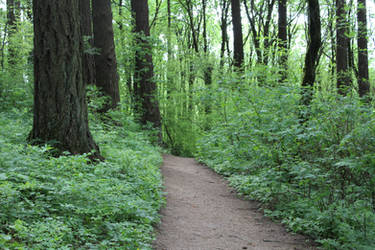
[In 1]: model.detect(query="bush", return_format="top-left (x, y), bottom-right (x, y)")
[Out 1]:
top-left (0, 110), bottom-right (164, 249)
top-left (196, 81), bottom-right (375, 249)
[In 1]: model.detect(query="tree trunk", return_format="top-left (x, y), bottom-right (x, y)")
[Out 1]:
top-left (262, 0), bottom-right (276, 65)
top-left (243, 0), bottom-right (261, 64)
top-left (278, 0), bottom-right (287, 82)
top-left (301, 0), bottom-right (322, 106)
top-left (357, 0), bottom-right (370, 97)
top-left (131, 0), bottom-right (162, 130)
top-left (30, 0), bottom-right (101, 159)
top-left (202, 0), bottom-right (212, 92)
top-left (231, 0), bottom-right (244, 69)
top-left (80, 0), bottom-right (95, 86)
top-left (220, 0), bottom-right (229, 67)
top-left (336, 0), bottom-right (351, 95)
top-left (92, 0), bottom-right (120, 111)
top-left (6, 0), bottom-right (20, 66)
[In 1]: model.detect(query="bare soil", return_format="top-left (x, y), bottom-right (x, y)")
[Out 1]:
top-left (153, 154), bottom-right (317, 250)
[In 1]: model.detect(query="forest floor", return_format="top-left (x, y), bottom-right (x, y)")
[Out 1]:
top-left (153, 155), bottom-right (317, 250)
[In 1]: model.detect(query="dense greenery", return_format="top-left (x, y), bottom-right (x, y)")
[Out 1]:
top-left (2, 0), bottom-right (375, 249)
top-left (196, 75), bottom-right (375, 249)
top-left (0, 105), bottom-right (164, 249)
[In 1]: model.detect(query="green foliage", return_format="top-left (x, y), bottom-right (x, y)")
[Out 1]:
top-left (0, 110), bottom-right (164, 249)
top-left (0, 14), bottom-right (33, 112)
top-left (196, 77), bottom-right (375, 249)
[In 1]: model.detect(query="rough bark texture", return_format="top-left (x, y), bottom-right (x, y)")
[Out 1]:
top-left (80, 0), bottom-right (96, 86)
top-left (357, 0), bottom-right (370, 97)
top-left (336, 0), bottom-right (351, 95)
top-left (30, 0), bottom-right (101, 158)
top-left (131, 0), bottom-right (162, 130)
top-left (231, 0), bottom-right (244, 69)
top-left (301, 0), bottom-right (321, 106)
top-left (92, 0), bottom-right (120, 111)
top-left (278, 0), bottom-right (287, 81)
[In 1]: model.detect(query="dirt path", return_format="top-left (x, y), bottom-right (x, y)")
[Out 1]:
top-left (153, 155), bottom-right (316, 250)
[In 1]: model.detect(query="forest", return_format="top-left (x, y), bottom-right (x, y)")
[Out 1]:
top-left (1, 0), bottom-right (375, 249)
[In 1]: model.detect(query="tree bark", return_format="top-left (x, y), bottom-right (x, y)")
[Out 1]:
top-left (278, 0), bottom-right (287, 82)
top-left (357, 0), bottom-right (370, 97)
top-left (30, 0), bottom-right (101, 159)
top-left (220, 0), bottom-right (229, 67)
top-left (231, 0), bottom-right (244, 69)
top-left (131, 0), bottom-right (162, 130)
top-left (301, 0), bottom-right (322, 106)
top-left (202, 0), bottom-right (212, 90)
top-left (80, 0), bottom-right (95, 86)
top-left (92, 0), bottom-right (120, 111)
top-left (336, 0), bottom-right (351, 95)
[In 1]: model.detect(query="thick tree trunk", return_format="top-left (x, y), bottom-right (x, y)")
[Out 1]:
top-left (131, 0), bottom-right (162, 130)
top-left (357, 0), bottom-right (370, 97)
top-left (278, 0), bottom-right (287, 82)
top-left (336, 0), bottom-right (351, 95)
top-left (80, 0), bottom-right (95, 86)
top-left (231, 0), bottom-right (244, 69)
top-left (30, 0), bottom-right (101, 159)
top-left (301, 0), bottom-right (322, 105)
top-left (92, 0), bottom-right (120, 111)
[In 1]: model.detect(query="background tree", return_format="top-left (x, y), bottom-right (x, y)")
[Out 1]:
top-left (6, 0), bottom-right (20, 66)
top-left (278, 0), bottom-right (287, 82)
top-left (30, 0), bottom-right (101, 158)
top-left (301, 0), bottom-right (322, 106)
top-left (243, 0), bottom-right (276, 66)
top-left (231, 0), bottom-right (244, 69)
top-left (80, 0), bottom-right (96, 86)
top-left (92, 0), bottom-right (120, 111)
top-left (131, 0), bottom-right (162, 130)
top-left (336, 0), bottom-right (351, 94)
top-left (219, 0), bottom-right (230, 67)
top-left (357, 0), bottom-right (370, 97)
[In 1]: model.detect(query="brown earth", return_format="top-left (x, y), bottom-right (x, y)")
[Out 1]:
top-left (153, 154), bottom-right (317, 250)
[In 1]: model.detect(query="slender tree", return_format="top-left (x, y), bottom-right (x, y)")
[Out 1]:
top-left (243, 0), bottom-right (276, 65)
top-left (219, 0), bottom-right (230, 66)
top-left (30, 0), bottom-right (101, 159)
top-left (92, 0), bottom-right (120, 111)
top-left (278, 0), bottom-right (287, 82)
top-left (202, 0), bottom-right (212, 88)
top-left (301, 0), bottom-right (322, 106)
top-left (357, 0), bottom-right (370, 97)
top-left (231, 0), bottom-right (244, 69)
top-left (336, 0), bottom-right (351, 94)
top-left (131, 0), bottom-right (162, 130)
top-left (6, 0), bottom-right (20, 66)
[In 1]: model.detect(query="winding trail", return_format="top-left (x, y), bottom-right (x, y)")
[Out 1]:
top-left (153, 155), bottom-right (316, 250)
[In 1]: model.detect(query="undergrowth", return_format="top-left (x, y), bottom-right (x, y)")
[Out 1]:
top-left (196, 78), bottom-right (375, 249)
top-left (0, 109), bottom-right (164, 249)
